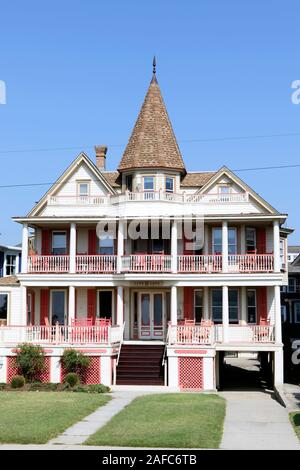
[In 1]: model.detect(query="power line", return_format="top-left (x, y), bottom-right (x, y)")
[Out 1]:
top-left (0, 162), bottom-right (299, 189)
top-left (1, 131), bottom-right (300, 154)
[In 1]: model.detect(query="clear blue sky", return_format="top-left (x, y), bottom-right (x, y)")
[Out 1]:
top-left (0, 0), bottom-right (300, 244)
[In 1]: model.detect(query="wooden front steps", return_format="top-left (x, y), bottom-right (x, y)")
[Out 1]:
top-left (116, 344), bottom-right (165, 385)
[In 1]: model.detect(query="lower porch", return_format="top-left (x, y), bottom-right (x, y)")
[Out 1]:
top-left (0, 284), bottom-right (281, 346)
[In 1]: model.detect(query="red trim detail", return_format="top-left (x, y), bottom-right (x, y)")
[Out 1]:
top-left (257, 286), bottom-right (268, 324)
top-left (175, 349), bottom-right (208, 355)
top-left (41, 229), bottom-right (51, 255)
top-left (77, 349), bottom-right (107, 354)
top-left (256, 228), bottom-right (266, 254)
top-left (40, 289), bottom-right (50, 326)
top-left (183, 287), bottom-right (194, 320)
top-left (87, 289), bottom-right (97, 322)
top-left (88, 229), bottom-right (97, 255)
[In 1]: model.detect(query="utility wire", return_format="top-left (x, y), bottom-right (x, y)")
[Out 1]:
top-left (1, 131), bottom-right (300, 154)
top-left (0, 162), bottom-right (299, 189)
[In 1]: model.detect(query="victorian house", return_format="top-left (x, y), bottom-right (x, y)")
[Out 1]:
top-left (0, 64), bottom-right (288, 390)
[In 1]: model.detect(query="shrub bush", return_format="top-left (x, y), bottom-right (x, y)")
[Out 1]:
top-left (88, 384), bottom-right (110, 394)
top-left (60, 349), bottom-right (90, 375)
top-left (15, 344), bottom-right (45, 382)
top-left (72, 385), bottom-right (88, 393)
top-left (0, 383), bottom-right (7, 391)
top-left (29, 382), bottom-right (58, 392)
top-left (11, 375), bottom-right (25, 389)
top-left (64, 372), bottom-right (80, 388)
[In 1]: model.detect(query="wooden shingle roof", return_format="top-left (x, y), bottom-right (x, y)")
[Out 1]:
top-left (118, 74), bottom-right (186, 173)
top-left (181, 172), bottom-right (216, 187)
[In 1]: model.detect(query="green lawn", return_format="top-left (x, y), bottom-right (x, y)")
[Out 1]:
top-left (0, 392), bottom-right (110, 444)
top-left (86, 393), bottom-right (226, 448)
top-left (290, 412), bottom-right (300, 441)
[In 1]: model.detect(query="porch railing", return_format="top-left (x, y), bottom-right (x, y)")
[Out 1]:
top-left (215, 324), bottom-right (275, 343)
top-left (76, 255), bottom-right (117, 273)
top-left (167, 324), bottom-right (275, 345)
top-left (121, 255), bottom-right (172, 272)
top-left (28, 255), bottom-right (70, 273)
top-left (228, 254), bottom-right (274, 273)
top-left (0, 324), bottom-right (123, 345)
top-left (168, 325), bottom-right (215, 345)
top-left (178, 255), bottom-right (222, 273)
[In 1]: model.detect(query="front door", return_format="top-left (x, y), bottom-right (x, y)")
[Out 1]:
top-left (138, 292), bottom-right (165, 339)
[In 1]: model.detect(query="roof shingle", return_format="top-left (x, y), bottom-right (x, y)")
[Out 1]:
top-left (118, 75), bottom-right (186, 173)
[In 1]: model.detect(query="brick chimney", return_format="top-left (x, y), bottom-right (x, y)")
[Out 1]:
top-left (95, 145), bottom-right (107, 171)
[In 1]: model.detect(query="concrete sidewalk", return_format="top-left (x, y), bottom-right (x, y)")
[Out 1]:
top-left (48, 388), bottom-right (171, 446)
top-left (220, 391), bottom-right (300, 450)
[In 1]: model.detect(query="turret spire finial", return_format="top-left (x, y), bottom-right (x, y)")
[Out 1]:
top-left (153, 56), bottom-right (156, 75)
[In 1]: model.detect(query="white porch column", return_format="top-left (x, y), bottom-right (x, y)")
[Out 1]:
top-left (222, 285), bottom-right (229, 342)
top-left (273, 220), bottom-right (280, 272)
top-left (68, 285), bottom-right (75, 325)
top-left (241, 286), bottom-right (247, 325)
top-left (21, 285), bottom-right (27, 326)
top-left (203, 287), bottom-right (209, 320)
top-left (240, 225), bottom-right (246, 254)
top-left (171, 285), bottom-right (177, 325)
top-left (274, 349), bottom-right (284, 385)
top-left (117, 220), bottom-right (125, 273)
top-left (117, 286), bottom-right (124, 326)
top-left (204, 224), bottom-right (209, 255)
top-left (69, 222), bottom-right (77, 274)
top-left (171, 220), bottom-right (178, 273)
top-left (222, 221), bottom-right (228, 273)
top-left (274, 285), bottom-right (282, 344)
top-left (21, 223), bottom-right (29, 273)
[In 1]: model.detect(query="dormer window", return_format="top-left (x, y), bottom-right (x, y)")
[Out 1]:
top-left (143, 176), bottom-right (154, 191)
top-left (77, 181), bottom-right (90, 199)
top-left (165, 177), bottom-right (174, 193)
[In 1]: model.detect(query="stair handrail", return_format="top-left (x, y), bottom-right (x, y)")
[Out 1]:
top-left (162, 325), bottom-right (170, 367)
top-left (116, 321), bottom-right (125, 366)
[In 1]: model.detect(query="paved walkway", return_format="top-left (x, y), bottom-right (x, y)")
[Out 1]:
top-left (48, 391), bottom-right (145, 445)
top-left (220, 391), bottom-right (300, 450)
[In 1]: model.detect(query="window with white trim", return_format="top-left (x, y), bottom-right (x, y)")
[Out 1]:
top-left (247, 289), bottom-right (257, 324)
top-left (229, 289), bottom-right (239, 324)
top-left (246, 228), bottom-right (256, 253)
top-left (294, 302), bottom-right (300, 324)
top-left (194, 289), bottom-right (203, 323)
top-left (99, 233), bottom-right (114, 255)
top-left (212, 228), bottom-right (222, 255)
top-left (165, 177), bottom-right (174, 193)
top-left (6, 254), bottom-right (16, 275)
top-left (288, 278), bottom-right (297, 293)
top-left (0, 293), bottom-right (8, 323)
top-left (228, 228), bottom-right (237, 255)
top-left (52, 231), bottom-right (67, 255)
top-left (78, 182), bottom-right (90, 197)
top-left (212, 289), bottom-right (222, 323)
top-left (143, 176), bottom-right (154, 191)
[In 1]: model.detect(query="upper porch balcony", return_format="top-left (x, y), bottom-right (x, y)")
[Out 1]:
top-left (47, 190), bottom-right (249, 206)
top-left (26, 253), bottom-right (275, 274)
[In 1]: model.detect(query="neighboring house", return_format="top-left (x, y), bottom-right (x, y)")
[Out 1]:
top-left (0, 244), bottom-right (21, 277)
top-left (0, 64), bottom-right (289, 389)
top-left (281, 252), bottom-right (300, 382)
top-left (287, 245), bottom-right (300, 264)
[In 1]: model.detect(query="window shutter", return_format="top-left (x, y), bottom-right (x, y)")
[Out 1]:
top-left (257, 287), bottom-right (267, 324)
top-left (41, 230), bottom-right (51, 255)
top-left (88, 230), bottom-right (97, 255)
top-left (184, 287), bottom-right (194, 320)
top-left (87, 289), bottom-right (96, 321)
top-left (31, 291), bottom-right (35, 325)
top-left (256, 228), bottom-right (266, 254)
top-left (40, 289), bottom-right (50, 325)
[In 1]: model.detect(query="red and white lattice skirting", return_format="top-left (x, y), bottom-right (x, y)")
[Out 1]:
top-left (60, 356), bottom-right (101, 385)
top-left (178, 357), bottom-right (204, 391)
top-left (7, 356), bottom-right (51, 383)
